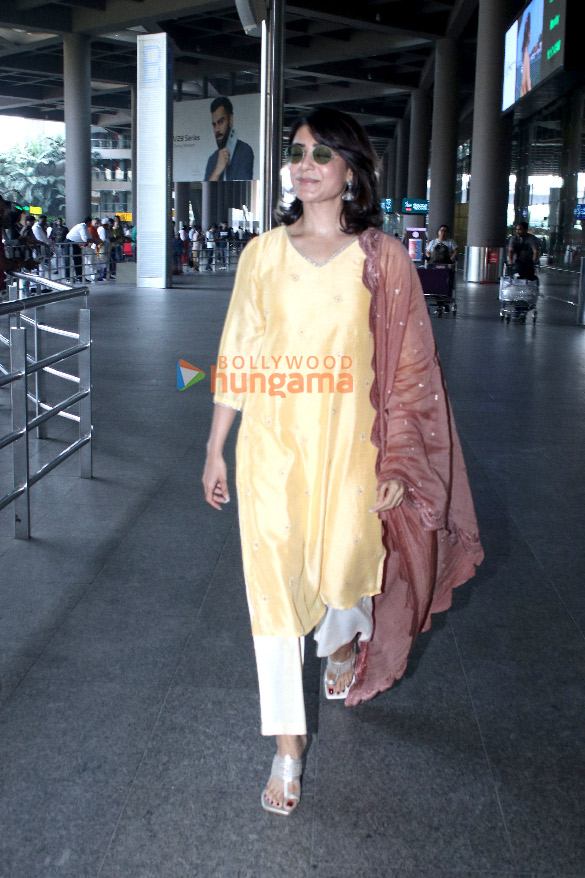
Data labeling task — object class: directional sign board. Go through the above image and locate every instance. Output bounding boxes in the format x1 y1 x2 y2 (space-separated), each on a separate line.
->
402 198 429 214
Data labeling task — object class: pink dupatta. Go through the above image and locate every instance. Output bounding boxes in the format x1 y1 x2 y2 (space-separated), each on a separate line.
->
346 229 484 706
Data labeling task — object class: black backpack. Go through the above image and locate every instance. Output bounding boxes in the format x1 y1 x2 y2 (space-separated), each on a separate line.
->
430 242 451 264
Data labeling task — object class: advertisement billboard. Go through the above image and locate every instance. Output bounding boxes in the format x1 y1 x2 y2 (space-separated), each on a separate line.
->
173 93 260 182
502 0 568 111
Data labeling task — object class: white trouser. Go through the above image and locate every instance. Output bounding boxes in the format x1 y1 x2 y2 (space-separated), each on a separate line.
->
252 598 373 736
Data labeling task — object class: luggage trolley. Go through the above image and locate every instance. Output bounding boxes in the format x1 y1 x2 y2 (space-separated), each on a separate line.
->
417 264 456 317
499 276 539 323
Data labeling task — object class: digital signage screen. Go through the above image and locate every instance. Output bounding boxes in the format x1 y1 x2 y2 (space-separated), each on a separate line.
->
502 0 567 111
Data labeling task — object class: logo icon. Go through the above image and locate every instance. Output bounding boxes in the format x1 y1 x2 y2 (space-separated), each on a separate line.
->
177 359 205 390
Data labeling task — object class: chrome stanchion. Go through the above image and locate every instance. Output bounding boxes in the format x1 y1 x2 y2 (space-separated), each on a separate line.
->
10 327 30 539
577 257 585 327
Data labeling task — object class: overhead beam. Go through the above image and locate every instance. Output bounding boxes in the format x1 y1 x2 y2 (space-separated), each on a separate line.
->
285 80 406 107
0 8 72 33
70 0 227 35
287 3 444 41
286 30 431 69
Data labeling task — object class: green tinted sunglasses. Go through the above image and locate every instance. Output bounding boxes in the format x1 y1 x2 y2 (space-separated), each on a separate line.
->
285 144 335 164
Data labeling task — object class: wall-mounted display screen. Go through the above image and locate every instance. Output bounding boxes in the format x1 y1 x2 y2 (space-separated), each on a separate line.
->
502 0 567 111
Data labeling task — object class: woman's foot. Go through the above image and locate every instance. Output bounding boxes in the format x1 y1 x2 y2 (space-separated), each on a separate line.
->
324 640 356 698
262 734 306 815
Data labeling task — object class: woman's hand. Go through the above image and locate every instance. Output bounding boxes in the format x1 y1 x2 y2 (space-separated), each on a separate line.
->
370 479 404 514
202 452 230 510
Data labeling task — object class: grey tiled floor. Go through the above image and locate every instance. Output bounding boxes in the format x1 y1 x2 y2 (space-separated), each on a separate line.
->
1 266 584 877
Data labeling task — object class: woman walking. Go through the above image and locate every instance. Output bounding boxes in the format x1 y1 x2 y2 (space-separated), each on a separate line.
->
202 108 483 816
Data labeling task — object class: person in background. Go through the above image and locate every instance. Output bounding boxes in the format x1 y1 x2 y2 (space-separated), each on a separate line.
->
426 225 458 264
94 218 110 281
66 216 93 281
30 214 53 277
109 216 124 276
49 216 70 277
130 222 137 259
508 221 539 280
190 224 203 271
217 220 231 269
172 231 184 274
19 215 37 255
205 224 217 270
0 194 38 292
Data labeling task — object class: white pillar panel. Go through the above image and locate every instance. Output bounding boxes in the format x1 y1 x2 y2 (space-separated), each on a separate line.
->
136 33 172 289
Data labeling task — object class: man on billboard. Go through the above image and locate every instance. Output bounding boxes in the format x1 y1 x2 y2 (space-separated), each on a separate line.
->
204 97 255 182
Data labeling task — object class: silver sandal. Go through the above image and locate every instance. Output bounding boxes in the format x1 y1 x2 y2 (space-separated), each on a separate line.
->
323 648 356 700
261 753 303 816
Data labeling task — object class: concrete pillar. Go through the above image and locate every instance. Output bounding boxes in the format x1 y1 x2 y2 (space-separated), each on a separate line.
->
383 137 396 199
201 182 213 231
466 0 510 279
63 33 91 229
408 89 431 199
428 40 458 236
131 84 137 218
558 90 584 255
174 182 190 229
395 120 409 207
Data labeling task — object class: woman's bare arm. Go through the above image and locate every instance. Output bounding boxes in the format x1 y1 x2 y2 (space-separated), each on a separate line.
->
202 404 238 510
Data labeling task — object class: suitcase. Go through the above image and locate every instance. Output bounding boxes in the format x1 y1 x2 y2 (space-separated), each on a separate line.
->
417 265 456 317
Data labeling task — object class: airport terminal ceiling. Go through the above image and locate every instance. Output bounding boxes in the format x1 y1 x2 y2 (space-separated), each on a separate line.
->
1 0 582 167
0 0 500 156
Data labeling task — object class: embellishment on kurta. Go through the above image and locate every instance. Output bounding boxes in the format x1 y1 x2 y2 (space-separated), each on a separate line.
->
334 295 343 303
292 274 299 281
285 229 359 267
253 540 260 550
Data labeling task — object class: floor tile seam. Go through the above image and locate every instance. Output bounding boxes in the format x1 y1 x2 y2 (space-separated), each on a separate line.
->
95 515 239 877
0 465 186 709
0 458 81 539
503 505 585 636
533 560 585 645
0 577 106 711
447 614 515 862
307 724 322 871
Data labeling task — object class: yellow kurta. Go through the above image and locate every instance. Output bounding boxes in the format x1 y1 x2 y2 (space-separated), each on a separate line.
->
214 226 384 637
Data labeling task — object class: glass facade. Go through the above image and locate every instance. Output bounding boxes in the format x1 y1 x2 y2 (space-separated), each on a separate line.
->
456 86 584 264
90 131 132 219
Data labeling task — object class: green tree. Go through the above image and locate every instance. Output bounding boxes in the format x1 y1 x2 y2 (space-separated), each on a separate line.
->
0 136 66 217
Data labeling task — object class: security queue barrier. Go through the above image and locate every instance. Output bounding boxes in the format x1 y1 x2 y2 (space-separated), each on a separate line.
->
4 240 132 285
0 273 92 538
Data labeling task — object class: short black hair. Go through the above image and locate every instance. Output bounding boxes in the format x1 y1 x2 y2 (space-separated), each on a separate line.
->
517 221 529 230
437 225 450 234
210 96 233 116
278 106 382 234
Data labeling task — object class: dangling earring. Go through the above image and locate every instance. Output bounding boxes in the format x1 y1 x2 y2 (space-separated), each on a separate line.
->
341 179 354 202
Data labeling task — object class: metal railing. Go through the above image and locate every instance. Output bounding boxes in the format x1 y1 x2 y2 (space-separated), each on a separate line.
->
0 273 92 538
188 239 247 273
4 240 133 285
